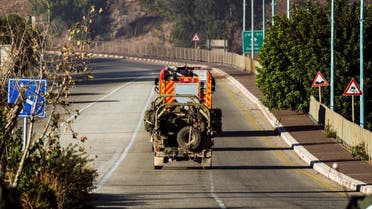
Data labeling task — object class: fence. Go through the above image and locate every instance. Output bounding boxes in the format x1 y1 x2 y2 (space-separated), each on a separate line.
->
309 96 372 162
88 40 258 74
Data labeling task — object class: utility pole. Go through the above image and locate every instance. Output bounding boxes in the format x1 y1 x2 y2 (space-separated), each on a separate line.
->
243 0 246 32
330 0 335 110
360 0 364 128
251 0 255 60
272 0 275 26
263 0 265 38
287 0 290 19
243 0 246 55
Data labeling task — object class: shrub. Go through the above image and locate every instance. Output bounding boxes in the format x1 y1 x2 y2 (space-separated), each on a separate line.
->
19 144 97 209
352 142 369 161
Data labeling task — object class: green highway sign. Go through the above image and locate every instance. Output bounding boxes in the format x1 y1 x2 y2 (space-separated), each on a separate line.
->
242 30 264 54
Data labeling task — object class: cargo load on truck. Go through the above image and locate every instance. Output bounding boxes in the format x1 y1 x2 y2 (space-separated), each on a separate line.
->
144 65 222 169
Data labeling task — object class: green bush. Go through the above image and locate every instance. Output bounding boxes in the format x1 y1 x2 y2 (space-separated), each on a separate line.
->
352 142 369 160
19 143 97 209
258 0 372 130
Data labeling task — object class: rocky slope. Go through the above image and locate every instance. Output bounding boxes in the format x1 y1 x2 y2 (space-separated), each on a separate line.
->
1 0 371 47
0 0 30 16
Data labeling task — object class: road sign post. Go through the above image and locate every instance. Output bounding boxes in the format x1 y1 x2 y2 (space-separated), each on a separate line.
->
192 33 200 49
311 71 329 103
343 78 363 123
192 33 200 61
242 30 264 54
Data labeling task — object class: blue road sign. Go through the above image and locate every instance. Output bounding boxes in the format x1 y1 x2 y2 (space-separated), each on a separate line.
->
8 79 47 118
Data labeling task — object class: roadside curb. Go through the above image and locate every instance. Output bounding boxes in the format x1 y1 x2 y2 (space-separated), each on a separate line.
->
210 67 372 194
81 52 372 194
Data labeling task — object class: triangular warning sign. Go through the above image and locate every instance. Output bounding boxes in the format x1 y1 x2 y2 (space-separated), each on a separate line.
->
343 78 363 96
312 71 329 87
192 33 200 42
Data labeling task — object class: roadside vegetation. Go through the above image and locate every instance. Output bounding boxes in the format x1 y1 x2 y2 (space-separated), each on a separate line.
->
139 0 243 52
0 4 101 208
28 0 109 38
258 0 372 130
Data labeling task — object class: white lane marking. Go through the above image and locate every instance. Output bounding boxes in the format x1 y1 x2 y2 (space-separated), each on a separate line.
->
63 77 142 126
209 171 227 209
93 87 155 192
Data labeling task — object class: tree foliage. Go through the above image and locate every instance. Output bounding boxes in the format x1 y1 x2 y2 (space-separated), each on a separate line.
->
0 15 42 77
141 0 242 51
258 0 372 129
28 0 108 37
0 5 101 207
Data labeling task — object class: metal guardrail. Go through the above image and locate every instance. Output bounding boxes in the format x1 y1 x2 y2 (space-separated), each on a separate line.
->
309 96 372 162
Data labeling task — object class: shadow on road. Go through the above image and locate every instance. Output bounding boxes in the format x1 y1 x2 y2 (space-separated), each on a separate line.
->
70 92 105 96
92 192 239 209
92 193 147 208
220 130 278 137
213 146 291 151
164 165 312 170
277 124 323 132
68 99 120 104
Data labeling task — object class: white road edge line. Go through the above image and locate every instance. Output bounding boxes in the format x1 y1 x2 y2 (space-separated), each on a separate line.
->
93 86 155 192
63 77 142 126
209 171 227 209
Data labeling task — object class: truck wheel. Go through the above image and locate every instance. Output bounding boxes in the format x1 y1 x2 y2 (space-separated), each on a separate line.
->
177 126 201 150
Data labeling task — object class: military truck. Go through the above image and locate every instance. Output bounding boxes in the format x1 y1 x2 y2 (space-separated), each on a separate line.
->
144 65 222 169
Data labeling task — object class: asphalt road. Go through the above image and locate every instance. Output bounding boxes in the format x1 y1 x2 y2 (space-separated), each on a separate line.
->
61 58 353 208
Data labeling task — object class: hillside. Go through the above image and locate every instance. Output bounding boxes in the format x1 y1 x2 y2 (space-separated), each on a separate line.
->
104 0 171 46
0 0 30 16
0 0 169 46
1 0 371 48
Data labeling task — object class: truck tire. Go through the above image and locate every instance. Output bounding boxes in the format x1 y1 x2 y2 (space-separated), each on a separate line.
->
176 126 201 150
210 108 222 134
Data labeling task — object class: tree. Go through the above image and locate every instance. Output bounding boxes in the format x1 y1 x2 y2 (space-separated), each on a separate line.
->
0 5 101 207
257 0 372 129
364 3 372 130
28 0 108 38
258 2 329 111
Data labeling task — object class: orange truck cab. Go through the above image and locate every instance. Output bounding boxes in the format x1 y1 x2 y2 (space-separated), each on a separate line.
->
156 65 215 109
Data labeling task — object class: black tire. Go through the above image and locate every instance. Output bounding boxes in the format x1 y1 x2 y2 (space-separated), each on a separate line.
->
176 126 201 150
210 108 222 134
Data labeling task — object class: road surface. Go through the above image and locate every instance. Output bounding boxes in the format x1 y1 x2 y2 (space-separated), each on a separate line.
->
60 58 353 208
